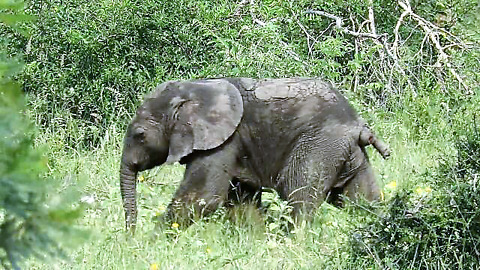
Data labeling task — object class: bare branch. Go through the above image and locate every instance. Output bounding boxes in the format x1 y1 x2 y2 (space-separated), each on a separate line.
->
306 8 415 95
306 0 470 95
293 12 318 57
305 10 384 40
392 9 410 60
397 0 470 92
237 0 470 94
367 0 377 36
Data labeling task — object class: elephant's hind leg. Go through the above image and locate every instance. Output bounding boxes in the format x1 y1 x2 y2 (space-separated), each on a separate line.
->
275 136 346 220
342 146 381 202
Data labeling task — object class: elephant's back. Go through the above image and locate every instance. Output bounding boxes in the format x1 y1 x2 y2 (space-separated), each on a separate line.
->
233 78 359 127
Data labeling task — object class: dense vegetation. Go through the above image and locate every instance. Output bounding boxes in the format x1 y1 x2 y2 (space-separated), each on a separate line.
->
1 0 479 268
0 1 83 269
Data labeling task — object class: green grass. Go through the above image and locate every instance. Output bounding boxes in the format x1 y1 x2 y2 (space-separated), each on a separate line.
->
24 111 460 269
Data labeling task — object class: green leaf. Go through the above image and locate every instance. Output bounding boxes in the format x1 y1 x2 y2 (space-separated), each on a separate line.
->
0 0 24 10
0 13 34 25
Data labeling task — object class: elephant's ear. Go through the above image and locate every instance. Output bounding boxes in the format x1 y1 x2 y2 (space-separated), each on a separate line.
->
165 79 243 163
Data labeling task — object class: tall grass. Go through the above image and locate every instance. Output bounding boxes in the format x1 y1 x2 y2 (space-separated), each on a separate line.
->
25 108 470 269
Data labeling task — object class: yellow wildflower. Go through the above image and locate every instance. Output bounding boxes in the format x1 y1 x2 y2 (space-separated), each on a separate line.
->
206 247 212 254
138 175 145 182
150 263 158 270
424 186 432 193
171 222 179 229
415 187 423 194
385 181 397 189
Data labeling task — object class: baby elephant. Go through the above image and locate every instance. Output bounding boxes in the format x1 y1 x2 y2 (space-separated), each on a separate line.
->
119 78 390 231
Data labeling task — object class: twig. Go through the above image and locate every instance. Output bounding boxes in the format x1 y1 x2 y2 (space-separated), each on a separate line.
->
392 9 411 60
307 0 470 95
398 0 470 92
293 11 318 57
306 9 415 95
231 0 308 65
305 10 385 40
367 0 377 36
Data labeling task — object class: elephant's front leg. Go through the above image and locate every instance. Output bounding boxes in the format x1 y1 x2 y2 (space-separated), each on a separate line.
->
226 167 262 208
165 147 239 226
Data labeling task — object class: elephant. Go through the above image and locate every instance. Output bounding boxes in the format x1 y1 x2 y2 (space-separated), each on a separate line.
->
119 78 390 231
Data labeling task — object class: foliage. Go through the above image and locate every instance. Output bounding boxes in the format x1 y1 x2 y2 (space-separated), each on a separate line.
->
0 1 83 269
451 122 480 178
350 123 480 269
0 0 399 148
17 0 225 148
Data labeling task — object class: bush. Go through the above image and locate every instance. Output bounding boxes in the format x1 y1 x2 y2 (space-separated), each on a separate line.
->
0 2 82 269
15 0 224 148
350 122 480 269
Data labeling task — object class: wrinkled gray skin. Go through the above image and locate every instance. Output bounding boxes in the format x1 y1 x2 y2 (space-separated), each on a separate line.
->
120 78 390 231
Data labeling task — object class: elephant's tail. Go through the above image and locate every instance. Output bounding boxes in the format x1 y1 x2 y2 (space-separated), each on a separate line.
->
359 125 391 159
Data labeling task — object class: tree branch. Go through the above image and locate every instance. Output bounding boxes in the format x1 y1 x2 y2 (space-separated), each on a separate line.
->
306 0 470 94
397 0 470 92
245 0 307 64
305 10 384 40
306 9 415 95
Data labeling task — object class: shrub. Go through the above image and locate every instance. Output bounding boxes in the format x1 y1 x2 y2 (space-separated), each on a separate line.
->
350 122 480 269
15 0 226 147
0 2 82 269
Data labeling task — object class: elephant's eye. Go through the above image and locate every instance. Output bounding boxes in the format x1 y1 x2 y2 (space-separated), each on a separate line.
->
133 128 146 142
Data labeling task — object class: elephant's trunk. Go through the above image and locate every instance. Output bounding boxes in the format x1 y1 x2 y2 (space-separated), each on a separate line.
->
120 164 137 232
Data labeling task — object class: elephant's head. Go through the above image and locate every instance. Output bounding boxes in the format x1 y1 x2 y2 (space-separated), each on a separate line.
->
120 79 244 231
